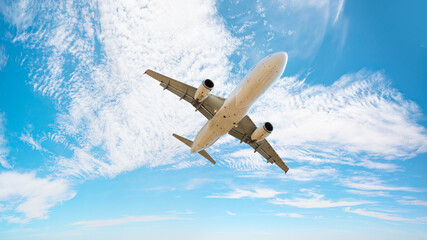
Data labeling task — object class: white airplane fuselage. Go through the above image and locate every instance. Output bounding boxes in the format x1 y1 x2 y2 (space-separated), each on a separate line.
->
190 52 288 154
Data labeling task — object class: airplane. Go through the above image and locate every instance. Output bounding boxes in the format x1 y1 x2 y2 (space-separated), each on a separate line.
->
145 52 289 173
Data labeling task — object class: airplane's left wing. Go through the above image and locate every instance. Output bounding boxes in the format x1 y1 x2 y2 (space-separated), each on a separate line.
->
228 115 289 173
145 69 225 120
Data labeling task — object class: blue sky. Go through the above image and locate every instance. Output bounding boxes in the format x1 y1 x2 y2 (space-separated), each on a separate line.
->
0 0 427 239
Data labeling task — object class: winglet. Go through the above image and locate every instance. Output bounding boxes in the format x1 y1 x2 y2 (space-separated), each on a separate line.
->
172 133 216 165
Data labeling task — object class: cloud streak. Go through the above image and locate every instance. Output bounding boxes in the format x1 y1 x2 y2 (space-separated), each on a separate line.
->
397 199 427 207
225 210 236 216
341 176 422 192
0 45 8 71
0 113 11 169
270 189 371 208
207 188 284 199
275 212 305 218
71 215 185 227
344 207 425 223
19 130 45 152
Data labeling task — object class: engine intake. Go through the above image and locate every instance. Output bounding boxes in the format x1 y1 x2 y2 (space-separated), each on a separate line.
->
251 122 273 142
195 79 214 102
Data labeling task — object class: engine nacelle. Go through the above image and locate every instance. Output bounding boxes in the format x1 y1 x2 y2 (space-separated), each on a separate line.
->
194 79 214 102
251 122 273 142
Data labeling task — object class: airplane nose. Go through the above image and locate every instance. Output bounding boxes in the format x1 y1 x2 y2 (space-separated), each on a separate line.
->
269 52 288 74
273 52 288 66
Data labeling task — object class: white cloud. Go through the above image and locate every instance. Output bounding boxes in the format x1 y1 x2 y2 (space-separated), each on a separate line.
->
344 207 416 222
285 166 337 181
0 171 75 223
357 160 400 172
19 130 45 151
226 210 236 216
167 210 193 215
0 0 38 30
221 149 269 171
275 212 305 218
270 189 371 208
0 113 11 169
238 166 337 182
397 199 427 207
345 190 390 197
341 176 422 192
333 0 345 25
207 188 284 199
0 45 9 70
167 159 207 170
71 215 185 227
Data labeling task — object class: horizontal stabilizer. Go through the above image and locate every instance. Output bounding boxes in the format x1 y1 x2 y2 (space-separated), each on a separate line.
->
173 133 216 165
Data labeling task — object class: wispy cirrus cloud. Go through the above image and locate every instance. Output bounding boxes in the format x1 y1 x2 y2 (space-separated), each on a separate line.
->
270 189 371 208
333 0 345 25
19 130 45 152
397 198 427 207
275 212 305 218
341 176 422 192
0 171 75 223
344 207 427 223
356 160 400 172
0 113 11 169
345 190 391 197
225 210 236 216
0 45 8 71
237 166 337 182
71 215 186 228
207 187 284 199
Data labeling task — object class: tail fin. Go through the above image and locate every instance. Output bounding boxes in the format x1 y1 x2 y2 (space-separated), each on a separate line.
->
172 133 216 165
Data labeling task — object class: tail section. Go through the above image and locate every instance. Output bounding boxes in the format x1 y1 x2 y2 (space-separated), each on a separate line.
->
172 133 216 165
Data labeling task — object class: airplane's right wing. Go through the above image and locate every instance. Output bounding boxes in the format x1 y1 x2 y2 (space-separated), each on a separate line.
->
228 115 289 173
145 69 225 120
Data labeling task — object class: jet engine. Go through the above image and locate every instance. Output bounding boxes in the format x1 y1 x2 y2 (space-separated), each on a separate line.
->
251 122 273 142
194 79 214 102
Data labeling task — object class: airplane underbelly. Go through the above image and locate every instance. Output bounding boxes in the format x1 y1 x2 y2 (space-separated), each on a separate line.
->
210 101 248 136
236 69 273 108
